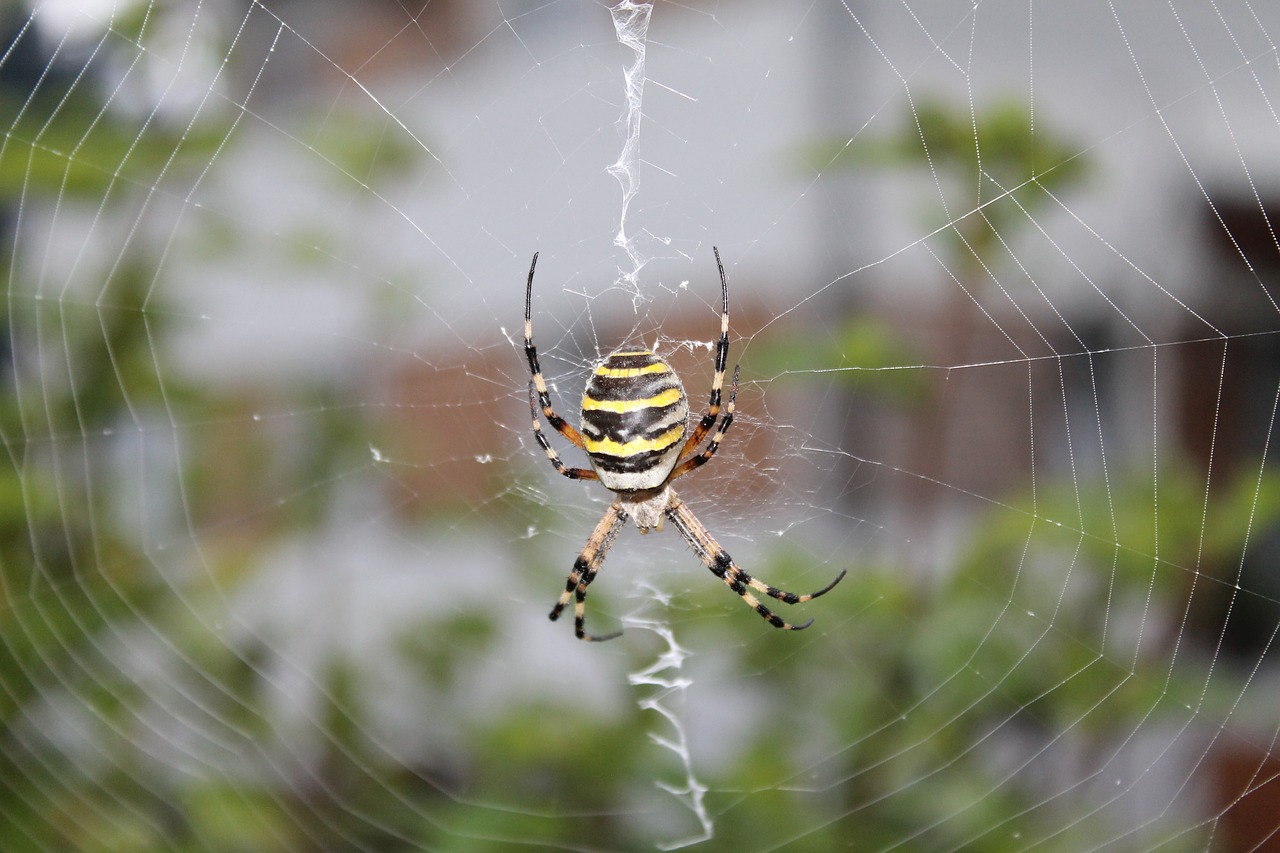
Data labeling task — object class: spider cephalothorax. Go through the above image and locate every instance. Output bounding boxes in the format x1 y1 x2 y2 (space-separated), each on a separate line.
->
524 248 845 641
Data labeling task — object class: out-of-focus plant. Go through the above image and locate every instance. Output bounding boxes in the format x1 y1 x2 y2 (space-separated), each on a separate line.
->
632 461 1268 851
0 12 231 850
808 95 1089 279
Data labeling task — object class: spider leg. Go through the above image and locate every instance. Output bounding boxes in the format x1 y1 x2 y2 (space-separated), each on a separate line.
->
524 251 589 450
549 499 629 641
666 494 845 632
529 383 598 481
676 246 736 459
668 364 737 482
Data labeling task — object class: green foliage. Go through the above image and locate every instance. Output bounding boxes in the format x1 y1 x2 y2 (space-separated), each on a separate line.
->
0 89 222 205
0 19 1247 853
304 108 422 190
606 459 1262 850
809 94 1089 278
752 313 927 402
845 96 1088 190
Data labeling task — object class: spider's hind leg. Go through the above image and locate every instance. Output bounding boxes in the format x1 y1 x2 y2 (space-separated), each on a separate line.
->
665 495 845 632
549 499 629 641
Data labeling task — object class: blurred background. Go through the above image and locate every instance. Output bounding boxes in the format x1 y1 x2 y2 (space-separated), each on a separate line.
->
4 1 1280 850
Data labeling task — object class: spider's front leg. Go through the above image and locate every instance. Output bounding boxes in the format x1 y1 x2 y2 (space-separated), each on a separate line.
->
528 383 598 481
675 246 735 462
524 252 594 461
549 500 629 641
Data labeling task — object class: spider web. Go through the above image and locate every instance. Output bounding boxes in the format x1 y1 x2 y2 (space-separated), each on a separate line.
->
4 1 1280 850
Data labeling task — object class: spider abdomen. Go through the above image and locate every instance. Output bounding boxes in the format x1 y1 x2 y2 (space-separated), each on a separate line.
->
580 350 689 491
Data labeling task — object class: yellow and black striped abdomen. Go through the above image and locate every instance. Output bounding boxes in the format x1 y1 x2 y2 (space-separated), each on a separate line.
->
580 350 689 492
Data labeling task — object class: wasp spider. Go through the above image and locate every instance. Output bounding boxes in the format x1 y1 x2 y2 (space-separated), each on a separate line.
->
524 248 846 641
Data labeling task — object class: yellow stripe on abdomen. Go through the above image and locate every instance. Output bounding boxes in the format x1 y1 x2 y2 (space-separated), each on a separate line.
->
593 360 671 379
582 425 684 458
582 386 683 413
